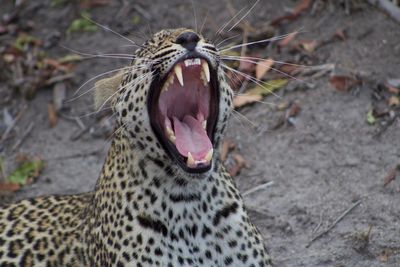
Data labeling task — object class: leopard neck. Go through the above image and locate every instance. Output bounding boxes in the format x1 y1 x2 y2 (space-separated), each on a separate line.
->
82 130 243 255
92 130 229 212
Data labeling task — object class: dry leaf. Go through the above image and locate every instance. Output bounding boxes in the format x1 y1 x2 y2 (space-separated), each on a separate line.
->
53 82 67 111
226 70 245 91
334 29 347 41
386 83 400 94
255 58 274 80
43 58 73 73
228 153 249 177
3 54 15 63
285 102 301 119
383 165 399 186
277 101 289 110
387 79 400 88
238 60 255 75
329 75 360 91
0 182 20 193
278 32 298 47
47 103 58 128
300 40 318 53
378 248 392 262
388 96 400 106
293 0 313 15
246 79 288 97
220 139 236 162
279 64 300 75
233 95 262 108
220 140 230 162
271 0 312 26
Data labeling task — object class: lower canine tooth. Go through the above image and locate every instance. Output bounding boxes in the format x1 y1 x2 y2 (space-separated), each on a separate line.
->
174 65 184 86
202 120 207 129
187 152 195 166
204 149 213 162
202 62 210 83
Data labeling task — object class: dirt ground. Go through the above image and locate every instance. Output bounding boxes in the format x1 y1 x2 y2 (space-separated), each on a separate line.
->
1 0 400 266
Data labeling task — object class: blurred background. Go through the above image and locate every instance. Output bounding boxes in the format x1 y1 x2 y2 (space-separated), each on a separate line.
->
0 0 399 266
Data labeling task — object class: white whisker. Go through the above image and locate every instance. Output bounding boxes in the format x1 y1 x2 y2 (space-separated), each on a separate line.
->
106 119 128 143
232 109 257 127
230 109 246 129
190 0 198 33
81 15 142 48
233 93 278 107
199 9 209 36
75 106 113 119
60 45 135 60
96 71 154 113
67 64 153 103
227 0 259 32
221 55 312 68
222 64 281 98
220 31 303 52
222 57 309 85
70 66 133 98
216 33 242 48
214 5 248 38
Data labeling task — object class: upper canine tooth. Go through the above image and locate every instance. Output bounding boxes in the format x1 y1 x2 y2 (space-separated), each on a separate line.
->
174 65 184 86
204 149 213 162
202 120 207 129
166 126 176 143
166 126 174 137
169 135 176 143
202 62 210 83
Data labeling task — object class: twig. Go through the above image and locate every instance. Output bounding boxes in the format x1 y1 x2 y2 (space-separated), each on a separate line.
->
312 210 324 234
246 205 270 216
373 112 399 139
59 114 87 130
0 105 27 143
242 181 274 196
367 0 400 24
70 127 90 141
11 122 34 151
238 79 249 94
133 4 152 20
74 117 86 130
45 73 74 86
295 63 335 76
306 200 362 248
47 150 102 161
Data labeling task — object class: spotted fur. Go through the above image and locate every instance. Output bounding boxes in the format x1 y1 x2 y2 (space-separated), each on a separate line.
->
0 28 272 267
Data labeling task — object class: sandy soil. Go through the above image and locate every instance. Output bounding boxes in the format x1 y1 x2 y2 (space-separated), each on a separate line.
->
1 0 400 266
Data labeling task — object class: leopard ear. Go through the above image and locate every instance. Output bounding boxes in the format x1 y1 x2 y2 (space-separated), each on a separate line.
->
94 72 124 110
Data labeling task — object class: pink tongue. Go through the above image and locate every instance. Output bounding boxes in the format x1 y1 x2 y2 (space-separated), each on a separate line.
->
173 115 212 161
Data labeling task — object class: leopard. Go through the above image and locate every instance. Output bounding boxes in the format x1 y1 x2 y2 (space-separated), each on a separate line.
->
0 28 273 267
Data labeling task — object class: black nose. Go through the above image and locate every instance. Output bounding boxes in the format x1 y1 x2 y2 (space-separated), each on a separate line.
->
175 31 200 51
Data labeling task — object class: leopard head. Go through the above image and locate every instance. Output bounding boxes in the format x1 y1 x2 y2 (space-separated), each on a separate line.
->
95 28 233 176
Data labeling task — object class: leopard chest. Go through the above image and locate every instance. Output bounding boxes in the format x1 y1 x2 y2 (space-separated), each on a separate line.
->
87 171 265 267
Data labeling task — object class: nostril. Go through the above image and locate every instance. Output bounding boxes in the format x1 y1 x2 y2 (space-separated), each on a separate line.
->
175 32 200 51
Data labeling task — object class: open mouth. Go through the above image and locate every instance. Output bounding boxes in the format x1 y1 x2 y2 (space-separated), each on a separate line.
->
149 57 219 173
